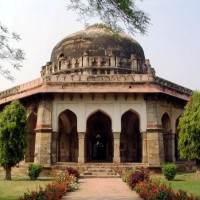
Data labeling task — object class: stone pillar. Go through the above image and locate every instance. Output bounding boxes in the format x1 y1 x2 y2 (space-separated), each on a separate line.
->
113 132 121 163
147 128 164 166
35 125 52 167
78 132 86 163
34 99 52 167
141 131 148 163
51 131 57 164
167 133 176 162
146 98 164 166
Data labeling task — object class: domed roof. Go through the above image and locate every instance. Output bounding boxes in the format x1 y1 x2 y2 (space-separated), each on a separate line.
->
51 25 145 63
41 25 151 77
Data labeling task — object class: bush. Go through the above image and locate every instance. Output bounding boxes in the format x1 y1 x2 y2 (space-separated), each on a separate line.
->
162 163 177 181
67 167 80 179
134 179 198 200
28 164 42 180
127 169 149 189
19 170 72 200
122 169 135 182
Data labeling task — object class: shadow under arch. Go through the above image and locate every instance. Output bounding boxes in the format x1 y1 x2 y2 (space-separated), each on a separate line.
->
121 110 141 162
26 112 37 162
57 109 78 162
162 112 173 162
86 110 113 162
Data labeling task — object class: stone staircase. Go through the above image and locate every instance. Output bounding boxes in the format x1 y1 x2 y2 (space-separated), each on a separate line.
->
80 167 120 178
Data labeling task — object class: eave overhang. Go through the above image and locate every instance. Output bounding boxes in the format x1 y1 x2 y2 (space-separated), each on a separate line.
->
0 74 192 105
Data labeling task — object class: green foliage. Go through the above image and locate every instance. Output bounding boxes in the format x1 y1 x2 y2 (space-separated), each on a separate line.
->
134 179 197 200
122 169 135 182
0 22 25 81
66 0 150 35
0 100 28 169
28 164 43 180
20 170 78 199
162 163 177 181
178 92 200 160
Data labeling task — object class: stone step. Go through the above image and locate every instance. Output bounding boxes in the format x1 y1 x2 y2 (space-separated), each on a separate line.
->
87 168 113 172
80 174 120 178
82 172 117 176
80 167 120 178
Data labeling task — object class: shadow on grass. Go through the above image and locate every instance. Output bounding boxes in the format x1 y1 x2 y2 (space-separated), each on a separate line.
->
0 196 17 200
172 179 185 181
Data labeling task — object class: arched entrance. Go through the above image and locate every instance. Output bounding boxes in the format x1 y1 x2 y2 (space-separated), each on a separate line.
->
86 111 113 162
162 113 172 162
58 110 78 162
26 112 37 162
121 110 141 162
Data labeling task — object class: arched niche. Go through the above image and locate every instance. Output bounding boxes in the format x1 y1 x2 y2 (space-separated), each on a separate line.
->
86 110 113 162
58 109 78 162
121 110 141 162
162 113 171 132
162 113 173 162
26 112 37 162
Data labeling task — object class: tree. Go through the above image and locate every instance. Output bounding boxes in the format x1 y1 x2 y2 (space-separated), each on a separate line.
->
66 0 150 35
0 100 28 180
0 22 25 81
178 91 200 178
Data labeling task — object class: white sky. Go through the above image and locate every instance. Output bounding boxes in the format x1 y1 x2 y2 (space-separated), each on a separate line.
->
0 0 200 91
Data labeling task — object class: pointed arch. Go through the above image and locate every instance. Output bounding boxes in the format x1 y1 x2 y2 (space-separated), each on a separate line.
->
121 110 141 162
162 112 173 162
58 109 78 162
86 110 113 162
86 109 112 124
26 112 37 162
161 113 171 132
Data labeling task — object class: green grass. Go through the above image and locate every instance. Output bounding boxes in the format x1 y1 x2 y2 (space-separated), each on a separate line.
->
0 173 52 200
152 173 200 198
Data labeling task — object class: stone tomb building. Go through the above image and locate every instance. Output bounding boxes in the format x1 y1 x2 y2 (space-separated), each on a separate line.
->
0 25 193 171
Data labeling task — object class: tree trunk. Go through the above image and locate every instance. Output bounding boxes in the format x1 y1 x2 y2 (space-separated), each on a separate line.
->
4 165 12 180
196 159 200 180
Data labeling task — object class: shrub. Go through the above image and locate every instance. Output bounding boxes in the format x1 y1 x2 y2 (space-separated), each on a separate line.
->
68 175 79 192
27 164 42 180
122 169 135 182
162 163 177 181
19 170 71 200
127 169 149 189
67 167 80 179
134 179 198 200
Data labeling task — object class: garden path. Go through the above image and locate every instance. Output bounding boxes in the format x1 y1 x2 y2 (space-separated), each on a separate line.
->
62 178 142 200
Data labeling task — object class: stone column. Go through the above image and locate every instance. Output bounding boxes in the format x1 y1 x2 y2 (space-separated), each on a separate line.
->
147 128 165 166
35 125 52 167
34 99 52 167
51 131 57 164
113 132 121 163
146 98 164 166
167 133 176 162
78 132 86 163
141 131 148 163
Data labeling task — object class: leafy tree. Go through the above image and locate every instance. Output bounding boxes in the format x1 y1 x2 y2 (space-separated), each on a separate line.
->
178 91 200 177
66 0 150 35
0 22 25 81
0 100 28 180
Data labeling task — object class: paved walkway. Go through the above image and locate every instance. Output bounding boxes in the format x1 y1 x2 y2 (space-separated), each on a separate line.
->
62 178 142 200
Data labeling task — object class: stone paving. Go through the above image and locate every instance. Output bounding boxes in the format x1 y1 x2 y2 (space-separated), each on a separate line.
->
62 178 142 200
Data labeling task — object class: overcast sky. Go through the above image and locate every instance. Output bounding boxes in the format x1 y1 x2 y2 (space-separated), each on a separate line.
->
0 0 200 91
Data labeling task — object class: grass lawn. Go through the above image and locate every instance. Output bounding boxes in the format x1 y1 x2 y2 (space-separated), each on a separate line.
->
0 173 52 200
152 173 200 199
